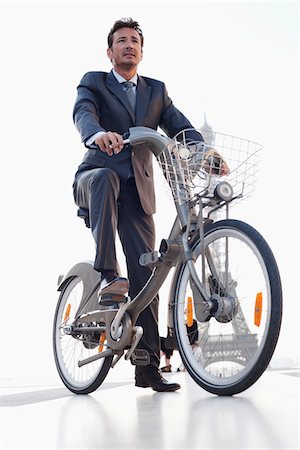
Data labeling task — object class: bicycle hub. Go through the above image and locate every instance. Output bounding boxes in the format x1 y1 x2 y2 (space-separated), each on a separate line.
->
210 293 239 323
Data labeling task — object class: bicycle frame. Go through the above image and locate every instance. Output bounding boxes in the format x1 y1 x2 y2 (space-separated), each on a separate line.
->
57 127 229 366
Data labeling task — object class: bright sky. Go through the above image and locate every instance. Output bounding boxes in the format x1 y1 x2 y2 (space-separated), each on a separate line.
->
1 1 298 381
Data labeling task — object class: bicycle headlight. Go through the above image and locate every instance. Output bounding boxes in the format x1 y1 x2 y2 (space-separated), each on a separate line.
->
178 146 190 160
214 181 234 201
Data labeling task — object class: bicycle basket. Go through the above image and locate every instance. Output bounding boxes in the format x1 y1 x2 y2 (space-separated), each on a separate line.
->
157 129 262 205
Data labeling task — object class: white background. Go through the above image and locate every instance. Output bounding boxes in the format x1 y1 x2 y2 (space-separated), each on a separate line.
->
1 0 298 383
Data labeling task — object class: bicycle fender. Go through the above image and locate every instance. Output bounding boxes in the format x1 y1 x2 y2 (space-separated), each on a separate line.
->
57 261 100 316
57 260 98 291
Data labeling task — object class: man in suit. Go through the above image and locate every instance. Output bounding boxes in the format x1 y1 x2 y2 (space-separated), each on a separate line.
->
73 18 227 392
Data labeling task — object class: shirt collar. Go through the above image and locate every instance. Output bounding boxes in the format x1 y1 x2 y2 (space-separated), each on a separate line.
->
112 69 138 86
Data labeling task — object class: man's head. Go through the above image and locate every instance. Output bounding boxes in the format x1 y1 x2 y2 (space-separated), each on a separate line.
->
107 18 143 75
107 18 144 49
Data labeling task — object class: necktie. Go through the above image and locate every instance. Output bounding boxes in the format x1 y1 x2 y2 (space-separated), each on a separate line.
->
121 81 136 113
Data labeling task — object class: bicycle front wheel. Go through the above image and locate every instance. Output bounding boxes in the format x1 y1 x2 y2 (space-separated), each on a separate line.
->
173 219 282 395
53 276 113 394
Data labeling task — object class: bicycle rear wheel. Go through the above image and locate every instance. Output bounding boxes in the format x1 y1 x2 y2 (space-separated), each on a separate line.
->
173 219 282 395
53 276 113 394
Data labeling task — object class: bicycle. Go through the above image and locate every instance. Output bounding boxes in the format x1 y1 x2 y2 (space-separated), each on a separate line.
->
53 126 282 396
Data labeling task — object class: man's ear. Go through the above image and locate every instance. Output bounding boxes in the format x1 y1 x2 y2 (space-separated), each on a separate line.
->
107 48 112 61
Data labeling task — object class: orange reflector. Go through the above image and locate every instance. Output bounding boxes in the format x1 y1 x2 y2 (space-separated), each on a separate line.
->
186 296 194 327
98 332 106 353
63 303 71 321
254 292 263 326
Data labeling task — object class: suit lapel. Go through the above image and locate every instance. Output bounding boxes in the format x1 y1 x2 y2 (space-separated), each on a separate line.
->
135 76 151 125
106 71 135 123
106 71 151 125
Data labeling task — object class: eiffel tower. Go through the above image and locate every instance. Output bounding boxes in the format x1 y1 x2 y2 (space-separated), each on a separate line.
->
197 311 259 368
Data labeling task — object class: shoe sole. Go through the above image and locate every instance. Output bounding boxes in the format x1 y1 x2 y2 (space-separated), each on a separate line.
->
135 381 151 387
153 384 181 392
135 382 151 388
135 381 181 392
99 279 129 296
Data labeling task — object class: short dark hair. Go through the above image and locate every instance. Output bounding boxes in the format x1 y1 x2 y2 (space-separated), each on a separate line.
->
107 18 144 48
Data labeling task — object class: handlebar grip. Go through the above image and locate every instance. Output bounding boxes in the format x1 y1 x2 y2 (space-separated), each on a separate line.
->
122 131 131 145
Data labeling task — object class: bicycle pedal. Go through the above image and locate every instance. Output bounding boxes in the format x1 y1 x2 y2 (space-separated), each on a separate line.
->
130 349 150 366
139 251 160 268
99 293 127 306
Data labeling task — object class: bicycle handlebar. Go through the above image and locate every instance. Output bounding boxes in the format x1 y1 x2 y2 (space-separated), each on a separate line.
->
125 127 172 157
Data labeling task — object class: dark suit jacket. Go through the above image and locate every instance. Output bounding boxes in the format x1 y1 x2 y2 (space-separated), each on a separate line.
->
73 70 203 215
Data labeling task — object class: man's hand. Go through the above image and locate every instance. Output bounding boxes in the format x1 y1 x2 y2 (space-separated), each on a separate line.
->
202 148 230 176
95 131 124 156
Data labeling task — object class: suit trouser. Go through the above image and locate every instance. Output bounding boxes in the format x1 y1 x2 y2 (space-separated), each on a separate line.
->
73 167 160 369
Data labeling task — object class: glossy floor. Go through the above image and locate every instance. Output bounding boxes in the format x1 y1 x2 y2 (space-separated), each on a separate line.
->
1 363 299 450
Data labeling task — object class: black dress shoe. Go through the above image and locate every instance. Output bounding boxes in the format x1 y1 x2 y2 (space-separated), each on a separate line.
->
98 274 129 297
135 366 181 392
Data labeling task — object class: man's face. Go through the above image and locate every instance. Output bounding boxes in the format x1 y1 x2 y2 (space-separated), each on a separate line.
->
107 27 143 71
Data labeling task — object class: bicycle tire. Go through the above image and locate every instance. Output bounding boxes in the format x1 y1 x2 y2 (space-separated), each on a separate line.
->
173 219 282 395
53 276 113 394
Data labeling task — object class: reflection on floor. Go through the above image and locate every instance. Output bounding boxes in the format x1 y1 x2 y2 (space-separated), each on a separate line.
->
1 365 299 450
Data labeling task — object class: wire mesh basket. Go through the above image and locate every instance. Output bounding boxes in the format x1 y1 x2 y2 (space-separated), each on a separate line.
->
157 129 262 206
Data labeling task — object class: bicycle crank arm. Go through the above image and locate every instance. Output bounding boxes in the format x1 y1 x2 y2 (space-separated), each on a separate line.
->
124 326 143 361
78 348 113 367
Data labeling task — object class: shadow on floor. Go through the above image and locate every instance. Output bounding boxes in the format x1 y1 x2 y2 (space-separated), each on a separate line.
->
1 381 132 407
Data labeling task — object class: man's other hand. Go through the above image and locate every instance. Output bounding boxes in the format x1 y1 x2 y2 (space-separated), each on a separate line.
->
202 149 230 176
